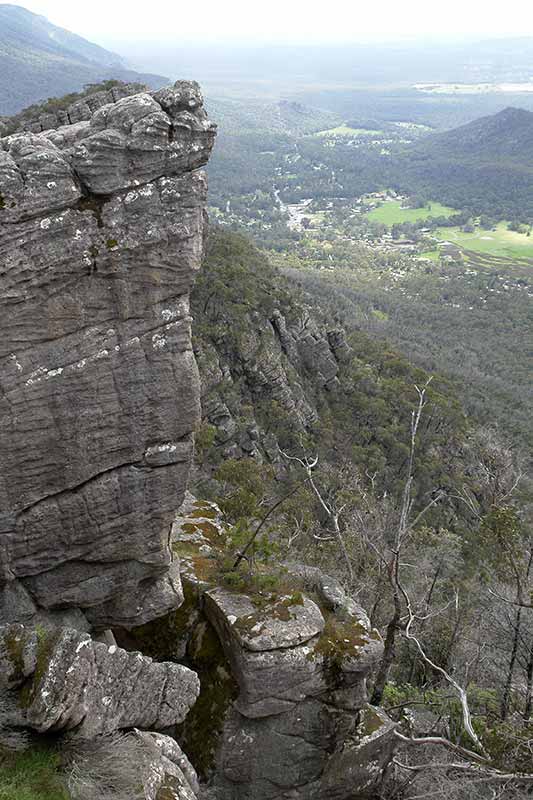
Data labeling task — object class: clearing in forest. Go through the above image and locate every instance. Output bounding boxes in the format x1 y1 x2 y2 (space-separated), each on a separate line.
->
314 124 384 137
434 222 533 259
366 200 457 225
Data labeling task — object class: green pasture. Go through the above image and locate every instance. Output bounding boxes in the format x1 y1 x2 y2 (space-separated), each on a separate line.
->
366 200 457 225
435 222 533 259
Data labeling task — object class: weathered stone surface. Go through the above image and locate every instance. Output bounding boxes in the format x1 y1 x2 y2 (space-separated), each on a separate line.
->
140 730 200 800
3 84 143 135
0 81 216 626
0 623 200 736
205 587 324 652
170 511 395 799
320 705 398 799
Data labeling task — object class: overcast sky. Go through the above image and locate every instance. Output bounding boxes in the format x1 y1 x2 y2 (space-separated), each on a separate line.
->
8 0 533 43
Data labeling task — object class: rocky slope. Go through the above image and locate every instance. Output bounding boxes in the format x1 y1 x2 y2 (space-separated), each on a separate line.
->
124 496 397 800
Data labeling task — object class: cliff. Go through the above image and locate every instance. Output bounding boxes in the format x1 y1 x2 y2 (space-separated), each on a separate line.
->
0 83 399 800
0 80 216 629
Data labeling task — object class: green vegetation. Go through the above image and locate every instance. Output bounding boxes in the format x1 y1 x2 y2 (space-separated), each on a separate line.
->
435 221 533 258
392 106 533 220
367 199 457 225
0 746 68 800
194 230 467 496
288 259 533 450
311 615 379 667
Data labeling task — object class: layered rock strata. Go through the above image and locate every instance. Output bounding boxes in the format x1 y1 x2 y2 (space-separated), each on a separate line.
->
0 81 216 628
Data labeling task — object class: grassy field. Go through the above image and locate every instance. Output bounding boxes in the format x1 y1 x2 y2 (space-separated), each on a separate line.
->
315 124 383 137
418 250 440 262
0 747 68 800
435 222 533 259
366 200 457 225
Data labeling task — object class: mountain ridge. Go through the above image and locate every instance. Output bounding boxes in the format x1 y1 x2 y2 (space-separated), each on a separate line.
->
394 104 533 216
0 4 168 114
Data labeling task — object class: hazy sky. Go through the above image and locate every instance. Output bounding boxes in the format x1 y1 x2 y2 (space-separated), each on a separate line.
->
8 0 533 42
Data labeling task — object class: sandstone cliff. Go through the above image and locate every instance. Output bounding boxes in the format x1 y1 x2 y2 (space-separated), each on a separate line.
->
0 80 216 629
0 83 398 800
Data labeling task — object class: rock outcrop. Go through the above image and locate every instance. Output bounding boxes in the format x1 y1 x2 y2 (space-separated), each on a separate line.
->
191 236 353 467
2 83 144 135
126 498 397 800
0 80 216 628
140 731 200 800
0 623 199 737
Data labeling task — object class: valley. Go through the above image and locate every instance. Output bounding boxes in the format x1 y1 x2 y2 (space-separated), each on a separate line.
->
2 10 533 800
207 97 533 453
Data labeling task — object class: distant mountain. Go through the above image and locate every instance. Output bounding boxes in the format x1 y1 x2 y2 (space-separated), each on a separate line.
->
414 107 533 161
0 4 168 115
396 107 533 218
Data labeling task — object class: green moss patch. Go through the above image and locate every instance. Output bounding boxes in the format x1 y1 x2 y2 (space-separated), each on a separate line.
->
358 705 386 738
19 629 59 710
233 593 305 637
179 520 224 544
310 615 375 667
189 507 217 520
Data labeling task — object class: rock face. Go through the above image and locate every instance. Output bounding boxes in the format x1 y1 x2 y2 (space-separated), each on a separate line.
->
148 500 397 800
2 83 144 135
0 81 216 628
140 731 200 800
0 623 200 737
191 243 353 465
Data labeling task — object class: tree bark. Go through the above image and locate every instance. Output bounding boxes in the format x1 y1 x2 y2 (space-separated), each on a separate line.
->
371 579 401 705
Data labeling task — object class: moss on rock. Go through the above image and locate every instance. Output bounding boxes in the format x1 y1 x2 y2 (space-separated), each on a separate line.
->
358 705 386 738
176 619 238 779
19 628 59 709
310 614 377 667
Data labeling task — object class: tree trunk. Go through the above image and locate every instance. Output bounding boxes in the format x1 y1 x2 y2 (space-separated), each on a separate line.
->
524 640 533 721
501 605 522 720
371 586 401 705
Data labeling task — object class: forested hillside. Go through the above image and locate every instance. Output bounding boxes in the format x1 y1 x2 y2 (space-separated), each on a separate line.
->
0 4 167 114
189 230 533 799
394 107 533 218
